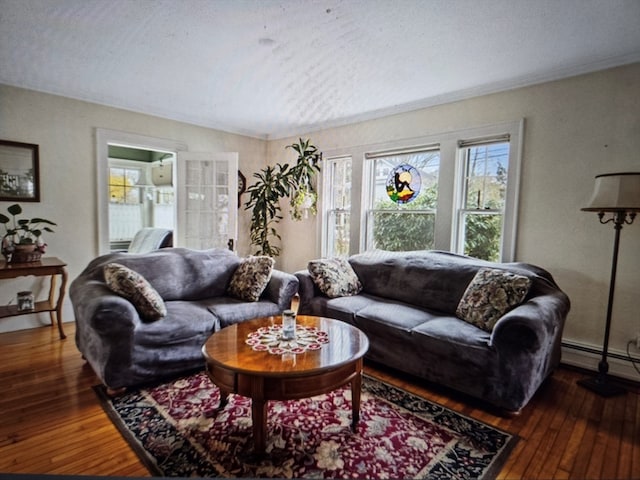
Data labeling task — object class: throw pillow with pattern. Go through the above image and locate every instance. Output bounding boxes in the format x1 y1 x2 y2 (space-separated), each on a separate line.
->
456 267 531 332
103 262 167 321
227 255 275 302
308 257 363 298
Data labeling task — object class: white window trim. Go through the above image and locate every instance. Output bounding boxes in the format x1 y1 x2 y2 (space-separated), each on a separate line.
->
320 119 524 261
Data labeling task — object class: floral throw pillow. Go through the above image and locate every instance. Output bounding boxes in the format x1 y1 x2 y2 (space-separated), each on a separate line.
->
308 257 363 298
456 267 531 332
103 263 167 321
227 256 275 302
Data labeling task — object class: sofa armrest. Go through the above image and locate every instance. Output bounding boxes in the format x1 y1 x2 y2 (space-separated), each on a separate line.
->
72 281 142 334
488 294 569 412
262 269 299 311
490 292 570 390
490 293 569 353
71 279 144 388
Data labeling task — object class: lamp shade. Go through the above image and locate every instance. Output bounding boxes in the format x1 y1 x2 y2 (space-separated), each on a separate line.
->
582 172 640 212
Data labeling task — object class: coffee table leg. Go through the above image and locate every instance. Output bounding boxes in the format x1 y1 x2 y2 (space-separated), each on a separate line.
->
205 388 230 418
252 399 267 454
218 389 230 410
351 363 363 432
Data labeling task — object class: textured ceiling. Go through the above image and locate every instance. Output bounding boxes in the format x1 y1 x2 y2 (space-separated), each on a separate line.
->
1 0 639 139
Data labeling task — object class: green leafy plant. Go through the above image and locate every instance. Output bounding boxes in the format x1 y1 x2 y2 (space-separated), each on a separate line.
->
244 138 322 256
244 164 291 257
0 203 56 245
287 139 321 221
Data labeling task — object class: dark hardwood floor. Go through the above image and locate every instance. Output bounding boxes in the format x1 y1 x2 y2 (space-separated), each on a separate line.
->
1 322 638 478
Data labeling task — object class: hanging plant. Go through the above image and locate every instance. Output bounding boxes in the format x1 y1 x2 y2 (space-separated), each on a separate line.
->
286 138 322 221
244 139 322 256
290 185 317 221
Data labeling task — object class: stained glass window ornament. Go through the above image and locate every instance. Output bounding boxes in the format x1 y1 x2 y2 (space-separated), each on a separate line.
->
386 164 421 204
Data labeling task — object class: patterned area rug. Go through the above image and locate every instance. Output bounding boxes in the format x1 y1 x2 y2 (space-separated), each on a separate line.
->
95 372 517 478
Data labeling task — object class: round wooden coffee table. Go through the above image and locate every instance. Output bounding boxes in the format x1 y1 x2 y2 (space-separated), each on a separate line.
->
202 315 369 454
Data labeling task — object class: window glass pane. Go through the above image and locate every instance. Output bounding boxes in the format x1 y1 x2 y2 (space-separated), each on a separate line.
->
124 168 141 187
463 143 509 210
332 161 351 210
370 211 436 251
324 157 352 257
462 213 503 262
109 185 125 203
327 210 350 257
367 150 439 251
125 186 141 204
458 141 509 261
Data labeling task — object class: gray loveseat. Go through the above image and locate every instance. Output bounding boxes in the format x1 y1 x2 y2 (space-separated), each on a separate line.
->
295 250 570 413
72 247 298 392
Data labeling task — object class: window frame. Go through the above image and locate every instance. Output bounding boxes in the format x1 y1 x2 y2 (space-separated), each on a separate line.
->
454 139 511 262
320 155 353 257
362 145 441 252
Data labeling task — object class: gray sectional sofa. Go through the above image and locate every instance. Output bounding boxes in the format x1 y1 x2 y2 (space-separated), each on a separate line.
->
71 248 298 392
295 250 570 413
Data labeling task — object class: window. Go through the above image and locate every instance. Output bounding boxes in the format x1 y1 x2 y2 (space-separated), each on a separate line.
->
364 147 440 251
109 166 142 205
108 165 144 243
323 156 352 257
455 140 510 261
320 120 523 262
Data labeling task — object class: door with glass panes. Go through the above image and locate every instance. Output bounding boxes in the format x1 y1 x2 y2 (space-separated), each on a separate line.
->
177 152 238 250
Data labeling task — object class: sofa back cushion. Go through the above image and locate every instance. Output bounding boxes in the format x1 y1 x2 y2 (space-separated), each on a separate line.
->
84 247 241 301
348 250 521 315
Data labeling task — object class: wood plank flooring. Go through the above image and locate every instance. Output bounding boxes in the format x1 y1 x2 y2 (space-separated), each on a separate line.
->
1 322 638 478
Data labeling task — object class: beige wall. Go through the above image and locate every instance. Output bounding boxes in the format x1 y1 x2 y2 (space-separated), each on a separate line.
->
0 84 264 332
270 63 640 377
1 64 638 379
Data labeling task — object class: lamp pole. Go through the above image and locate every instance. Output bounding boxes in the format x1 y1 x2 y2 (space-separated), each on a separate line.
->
577 211 635 396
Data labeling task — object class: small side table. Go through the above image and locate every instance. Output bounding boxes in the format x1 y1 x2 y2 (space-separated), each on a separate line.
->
0 257 68 339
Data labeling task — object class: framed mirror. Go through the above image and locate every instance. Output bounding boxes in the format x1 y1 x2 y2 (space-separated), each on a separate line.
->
0 140 40 202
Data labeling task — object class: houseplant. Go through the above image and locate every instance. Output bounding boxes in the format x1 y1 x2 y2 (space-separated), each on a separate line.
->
0 203 56 262
244 163 291 257
286 138 322 221
244 138 322 256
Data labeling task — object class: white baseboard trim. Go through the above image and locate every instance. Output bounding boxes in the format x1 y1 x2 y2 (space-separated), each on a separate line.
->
561 340 640 382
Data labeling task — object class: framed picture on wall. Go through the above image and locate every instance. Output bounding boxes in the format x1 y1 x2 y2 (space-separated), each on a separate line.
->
0 140 40 202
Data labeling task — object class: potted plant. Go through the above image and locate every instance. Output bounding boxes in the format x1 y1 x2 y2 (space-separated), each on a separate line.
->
244 139 322 256
287 138 322 221
244 164 291 257
0 203 56 262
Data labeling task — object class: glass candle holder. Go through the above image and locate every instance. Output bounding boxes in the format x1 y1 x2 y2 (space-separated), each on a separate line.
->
281 309 296 340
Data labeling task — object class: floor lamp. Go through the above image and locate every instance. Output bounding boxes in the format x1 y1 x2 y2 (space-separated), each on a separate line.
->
578 172 640 396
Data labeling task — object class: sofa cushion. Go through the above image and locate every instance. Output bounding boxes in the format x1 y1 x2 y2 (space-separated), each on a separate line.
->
456 267 531 332
92 248 241 301
308 257 363 298
227 255 275 302
103 262 167 320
